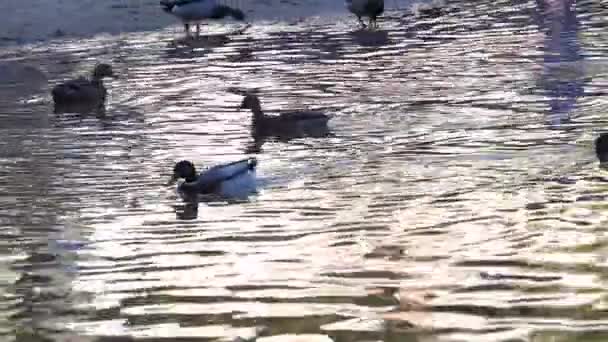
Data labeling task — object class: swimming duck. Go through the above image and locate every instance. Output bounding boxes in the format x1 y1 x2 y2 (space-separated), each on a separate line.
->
345 0 384 29
595 134 608 164
51 63 114 109
168 158 257 198
239 94 332 139
160 0 245 37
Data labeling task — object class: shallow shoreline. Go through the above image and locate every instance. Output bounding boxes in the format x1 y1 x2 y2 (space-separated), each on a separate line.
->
0 0 422 47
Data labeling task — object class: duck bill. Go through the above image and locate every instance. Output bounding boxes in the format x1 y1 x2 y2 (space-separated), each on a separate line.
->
166 174 178 186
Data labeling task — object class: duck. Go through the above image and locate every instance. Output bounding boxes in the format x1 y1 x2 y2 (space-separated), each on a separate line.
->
238 94 332 139
51 63 115 109
160 0 246 38
595 134 608 164
345 0 384 29
168 158 258 198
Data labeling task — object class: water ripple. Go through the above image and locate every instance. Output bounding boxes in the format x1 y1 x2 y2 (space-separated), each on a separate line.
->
1 0 608 341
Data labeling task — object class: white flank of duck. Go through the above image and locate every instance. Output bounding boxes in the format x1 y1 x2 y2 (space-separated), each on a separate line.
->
160 0 245 37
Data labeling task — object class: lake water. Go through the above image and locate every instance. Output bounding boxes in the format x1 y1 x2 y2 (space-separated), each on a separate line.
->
1 0 608 341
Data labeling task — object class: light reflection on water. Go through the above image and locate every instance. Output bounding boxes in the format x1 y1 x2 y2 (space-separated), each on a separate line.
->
1 0 608 341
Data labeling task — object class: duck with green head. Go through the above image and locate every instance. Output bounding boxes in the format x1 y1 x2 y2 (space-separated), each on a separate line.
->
168 158 258 199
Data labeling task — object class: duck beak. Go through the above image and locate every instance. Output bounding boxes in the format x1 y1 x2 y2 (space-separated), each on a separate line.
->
166 174 178 186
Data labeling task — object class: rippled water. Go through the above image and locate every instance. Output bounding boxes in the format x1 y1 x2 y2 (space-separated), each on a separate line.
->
2 0 608 341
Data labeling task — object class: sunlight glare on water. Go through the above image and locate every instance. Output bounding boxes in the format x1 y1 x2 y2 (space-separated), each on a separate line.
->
1 0 608 341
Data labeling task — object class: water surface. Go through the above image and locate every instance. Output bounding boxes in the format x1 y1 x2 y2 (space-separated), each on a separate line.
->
2 0 608 341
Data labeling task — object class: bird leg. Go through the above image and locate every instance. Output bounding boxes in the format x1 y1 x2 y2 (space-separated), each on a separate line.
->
184 23 191 37
196 24 200 38
357 16 367 29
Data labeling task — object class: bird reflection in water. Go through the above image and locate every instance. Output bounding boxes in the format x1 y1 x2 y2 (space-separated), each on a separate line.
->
535 0 583 126
350 29 390 46
173 199 199 220
53 102 106 118
166 23 250 50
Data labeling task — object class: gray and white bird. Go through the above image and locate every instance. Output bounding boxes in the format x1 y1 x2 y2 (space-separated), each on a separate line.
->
160 0 245 37
168 158 258 199
345 0 384 29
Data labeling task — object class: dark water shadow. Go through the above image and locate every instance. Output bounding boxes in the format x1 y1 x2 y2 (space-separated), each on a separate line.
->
51 103 145 131
53 102 106 117
350 29 391 47
246 124 334 153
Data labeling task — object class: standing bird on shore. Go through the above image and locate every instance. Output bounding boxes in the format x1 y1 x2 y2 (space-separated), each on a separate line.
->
160 0 245 38
345 0 384 29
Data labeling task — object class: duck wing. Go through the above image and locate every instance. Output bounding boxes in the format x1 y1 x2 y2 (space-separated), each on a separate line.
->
195 158 257 190
279 111 329 122
53 77 98 102
162 0 207 7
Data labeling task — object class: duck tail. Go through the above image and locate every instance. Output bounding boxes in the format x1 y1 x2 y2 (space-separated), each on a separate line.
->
211 5 246 21
160 0 175 12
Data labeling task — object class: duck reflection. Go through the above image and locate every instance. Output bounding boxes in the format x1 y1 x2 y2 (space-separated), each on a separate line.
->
173 200 199 220
165 23 251 58
169 33 231 49
535 0 583 126
53 102 106 117
350 29 390 47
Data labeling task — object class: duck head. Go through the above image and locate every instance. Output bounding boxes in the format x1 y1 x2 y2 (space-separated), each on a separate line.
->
239 94 264 119
595 134 608 165
168 160 198 185
92 63 115 79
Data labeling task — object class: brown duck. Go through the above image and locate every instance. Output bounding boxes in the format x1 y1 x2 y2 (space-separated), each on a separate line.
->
51 63 115 110
239 94 332 139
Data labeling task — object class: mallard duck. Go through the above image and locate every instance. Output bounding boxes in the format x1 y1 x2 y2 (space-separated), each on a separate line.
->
168 158 257 198
238 94 332 139
345 0 384 29
596 134 608 164
160 0 245 37
51 63 114 108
